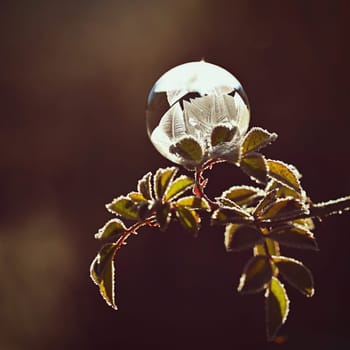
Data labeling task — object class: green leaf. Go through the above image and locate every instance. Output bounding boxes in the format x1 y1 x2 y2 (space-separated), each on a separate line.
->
241 127 277 155
266 180 302 199
267 160 301 193
98 252 116 309
268 224 318 250
240 152 268 184
211 125 237 146
154 201 171 231
90 243 116 284
265 277 290 341
164 175 194 201
176 206 200 236
176 196 210 211
171 137 203 162
254 238 280 257
90 243 117 309
94 219 127 240
225 223 262 252
137 172 153 200
259 198 308 221
293 217 315 230
106 196 139 220
154 167 178 200
128 192 147 202
221 185 264 206
217 197 252 212
273 256 314 297
212 205 253 225
253 243 266 256
253 189 278 217
238 255 273 294
216 197 241 208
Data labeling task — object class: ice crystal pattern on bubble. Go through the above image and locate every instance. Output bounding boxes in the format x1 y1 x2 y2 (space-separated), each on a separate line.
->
146 61 250 169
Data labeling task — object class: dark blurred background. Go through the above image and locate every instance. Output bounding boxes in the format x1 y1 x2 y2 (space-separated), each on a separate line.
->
1 0 350 349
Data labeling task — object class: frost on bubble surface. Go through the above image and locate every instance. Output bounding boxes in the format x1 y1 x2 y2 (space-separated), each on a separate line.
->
146 61 250 169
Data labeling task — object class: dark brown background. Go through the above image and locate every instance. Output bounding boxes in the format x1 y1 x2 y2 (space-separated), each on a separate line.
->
1 0 350 349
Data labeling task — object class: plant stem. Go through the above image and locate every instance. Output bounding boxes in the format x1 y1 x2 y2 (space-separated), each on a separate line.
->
310 195 350 219
194 160 222 210
112 217 156 257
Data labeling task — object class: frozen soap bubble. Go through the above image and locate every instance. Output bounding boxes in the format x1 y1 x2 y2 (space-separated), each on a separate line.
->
146 61 250 170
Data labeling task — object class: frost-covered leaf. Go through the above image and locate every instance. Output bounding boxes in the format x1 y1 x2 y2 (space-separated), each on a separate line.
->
267 160 301 193
170 137 203 162
137 172 153 200
259 198 308 221
164 175 194 201
268 224 318 250
238 255 273 294
221 185 264 206
154 167 178 200
273 256 314 297
98 252 116 309
176 206 200 236
212 205 253 225
253 189 278 217
216 197 252 213
254 243 267 256
106 196 139 220
266 180 302 199
94 219 127 240
176 196 210 211
254 238 280 257
225 223 262 252
293 217 315 230
265 277 290 341
90 243 117 309
128 192 147 203
241 127 277 155
216 197 242 208
240 152 268 184
211 125 237 146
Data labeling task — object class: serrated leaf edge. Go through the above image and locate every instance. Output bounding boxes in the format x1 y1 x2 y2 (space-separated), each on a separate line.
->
242 127 278 155
222 185 265 203
94 218 127 240
273 256 315 297
267 159 302 193
240 152 268 184
89 244 118 310
164 175 194 201
176 195 211 211
106 195 139 220
268 223 319 251
238 255 273 294
259 197 309 221
137 172 153 200
224 223 262 252
153 166 178 200
265 277 290 341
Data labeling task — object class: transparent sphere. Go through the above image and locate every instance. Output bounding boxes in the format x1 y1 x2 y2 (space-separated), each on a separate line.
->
146 61 250 169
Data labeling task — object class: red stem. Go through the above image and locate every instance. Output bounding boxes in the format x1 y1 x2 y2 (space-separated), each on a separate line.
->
112 217 156 258
193 159 224 210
